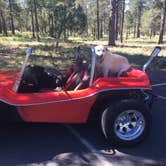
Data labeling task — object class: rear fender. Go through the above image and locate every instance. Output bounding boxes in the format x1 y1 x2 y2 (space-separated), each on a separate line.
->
88 89 153 121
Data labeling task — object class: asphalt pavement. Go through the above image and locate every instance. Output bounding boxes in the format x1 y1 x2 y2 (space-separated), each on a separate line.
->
0 69 166 166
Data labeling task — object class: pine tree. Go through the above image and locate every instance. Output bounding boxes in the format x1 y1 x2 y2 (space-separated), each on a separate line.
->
108 0 116 46
8 0 15 35
0 0 8 36
158 0 166 44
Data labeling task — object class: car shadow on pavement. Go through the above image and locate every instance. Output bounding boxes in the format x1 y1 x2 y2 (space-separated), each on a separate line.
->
73 113 166 166
0 123 89 166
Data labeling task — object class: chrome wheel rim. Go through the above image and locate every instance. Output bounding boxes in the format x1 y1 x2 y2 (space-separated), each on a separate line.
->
114 110 145 141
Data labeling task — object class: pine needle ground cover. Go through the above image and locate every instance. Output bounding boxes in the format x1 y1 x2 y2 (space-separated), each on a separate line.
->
0 34 165 71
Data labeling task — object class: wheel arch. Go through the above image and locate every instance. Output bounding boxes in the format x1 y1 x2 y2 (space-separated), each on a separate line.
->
87 89 153 122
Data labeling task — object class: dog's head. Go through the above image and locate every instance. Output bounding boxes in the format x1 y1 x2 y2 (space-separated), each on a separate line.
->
94 45 107 57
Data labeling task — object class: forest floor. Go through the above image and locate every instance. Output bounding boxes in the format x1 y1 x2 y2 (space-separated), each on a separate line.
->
0 33 166 71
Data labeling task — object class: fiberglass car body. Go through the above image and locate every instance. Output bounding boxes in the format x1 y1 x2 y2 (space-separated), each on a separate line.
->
0 46 161 146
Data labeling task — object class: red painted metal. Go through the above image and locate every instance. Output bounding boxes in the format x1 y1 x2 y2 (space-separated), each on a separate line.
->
0 68 151 123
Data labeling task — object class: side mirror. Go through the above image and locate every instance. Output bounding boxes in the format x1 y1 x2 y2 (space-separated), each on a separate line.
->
143 46 161 72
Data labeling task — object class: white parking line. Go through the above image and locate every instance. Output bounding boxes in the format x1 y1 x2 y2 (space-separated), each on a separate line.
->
152 83 166 87
157 95 166 100
66 125 114 166
151 83 166 101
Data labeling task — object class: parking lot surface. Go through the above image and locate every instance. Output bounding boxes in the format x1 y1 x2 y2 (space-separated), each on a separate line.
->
0 69 166 166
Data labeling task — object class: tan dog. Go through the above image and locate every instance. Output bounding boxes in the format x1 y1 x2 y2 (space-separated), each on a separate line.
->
94 45 130 77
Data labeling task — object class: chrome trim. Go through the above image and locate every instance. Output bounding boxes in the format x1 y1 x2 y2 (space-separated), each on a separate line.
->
114 110 145 141
0 87 151 107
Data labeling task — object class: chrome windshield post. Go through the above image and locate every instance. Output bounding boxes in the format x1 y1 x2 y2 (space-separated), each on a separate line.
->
89 48 96 86
13 47 32 92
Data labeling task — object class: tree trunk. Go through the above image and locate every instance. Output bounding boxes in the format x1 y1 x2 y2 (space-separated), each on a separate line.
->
125 29 129 40
100 20 103 38
63 6 67 41
0 10 8 36
9 0 15 35
158 0 166 44
63 28 67 41
133 20 136 38
33 0 40 41
115 0 119 40
55 26 63 49
103 17 107 35
49 13 54 37
93 27 96 40
30 0 35 38
48 11 54 37
150 28 152 39
0 18 2 34
85 6 89 37
136 1 141 38
120 0 125 43
108 0 116 46
96 0 100 40
153 30 156 37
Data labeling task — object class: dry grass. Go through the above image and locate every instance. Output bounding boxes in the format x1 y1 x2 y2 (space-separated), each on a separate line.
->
0 33 166 71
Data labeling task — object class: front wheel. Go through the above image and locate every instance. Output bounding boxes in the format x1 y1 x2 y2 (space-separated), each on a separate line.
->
101 99 152 146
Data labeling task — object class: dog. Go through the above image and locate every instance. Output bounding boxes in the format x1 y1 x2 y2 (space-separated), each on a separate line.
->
94 45 130 77
18 65 63 93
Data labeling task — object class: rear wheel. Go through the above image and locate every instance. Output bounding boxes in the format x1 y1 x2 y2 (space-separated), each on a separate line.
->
101 99 152 146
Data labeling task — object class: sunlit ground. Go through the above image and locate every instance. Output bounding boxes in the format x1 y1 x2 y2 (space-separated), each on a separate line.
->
0 32 166 70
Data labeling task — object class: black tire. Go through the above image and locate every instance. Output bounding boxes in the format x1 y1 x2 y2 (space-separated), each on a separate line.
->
101 99 152 146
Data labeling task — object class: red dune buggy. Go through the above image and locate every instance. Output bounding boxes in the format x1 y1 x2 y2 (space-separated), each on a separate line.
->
0 46 161 146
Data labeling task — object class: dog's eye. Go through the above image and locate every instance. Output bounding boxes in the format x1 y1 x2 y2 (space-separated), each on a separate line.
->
97 50 100 52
